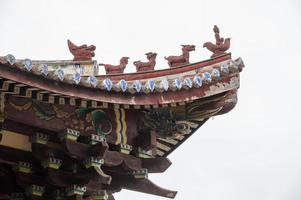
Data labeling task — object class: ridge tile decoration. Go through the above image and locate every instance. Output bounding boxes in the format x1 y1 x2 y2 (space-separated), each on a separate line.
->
73 72 82 84
40 64 49 76
165 44 195 67
6 54 16 65
132 80 142 93
203 25 231 58
23 58 33 71
100 57 129 75
87 75 98 88
193 75 203 87
134 52 157 72
67 39 96 61
0 25 244 200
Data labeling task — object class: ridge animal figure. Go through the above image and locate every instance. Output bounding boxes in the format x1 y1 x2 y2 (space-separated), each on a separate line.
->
99 57 129 74
133 52 157 72
203 25 231 58
164 45 195 68
67 39 96 61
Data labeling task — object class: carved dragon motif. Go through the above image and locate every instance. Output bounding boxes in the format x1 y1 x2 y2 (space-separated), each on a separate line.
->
139 108 190 138
67 39 96 61
8 98 112 136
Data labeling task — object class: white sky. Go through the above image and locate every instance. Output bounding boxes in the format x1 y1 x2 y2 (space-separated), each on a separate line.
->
0 0 301 200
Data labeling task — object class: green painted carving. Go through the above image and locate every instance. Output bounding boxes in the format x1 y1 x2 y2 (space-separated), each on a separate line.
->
10 193 26 200
13 162 32 174
25 185 45 197
83 157 104 168
91 191 109 200
29 132 49 145
59 129 80 141
137 147 153 158
66 185 86 196
75 108 112 136
133 168 148 179
89 134 106 145
42 157 63 169
8 99 112 136
140 108 189 138
118 143 133 154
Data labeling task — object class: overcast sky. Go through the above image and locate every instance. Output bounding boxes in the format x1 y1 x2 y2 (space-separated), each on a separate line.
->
0 0 301 200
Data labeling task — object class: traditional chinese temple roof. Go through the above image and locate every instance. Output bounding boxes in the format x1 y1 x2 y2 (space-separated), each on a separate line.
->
0 26 244 200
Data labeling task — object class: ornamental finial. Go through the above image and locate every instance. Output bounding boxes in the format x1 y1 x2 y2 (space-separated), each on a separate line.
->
67 39 96 61
203 25 231 58
164 45 195 68
133 52 157 72
99 57 129 74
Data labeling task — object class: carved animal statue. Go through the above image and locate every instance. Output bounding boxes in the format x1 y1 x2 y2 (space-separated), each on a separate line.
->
67 39 96 61
133 52 157 72
99 57 129 74
203 25 231 58
164 45 195 68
